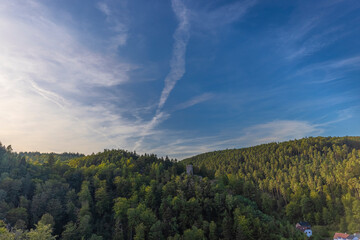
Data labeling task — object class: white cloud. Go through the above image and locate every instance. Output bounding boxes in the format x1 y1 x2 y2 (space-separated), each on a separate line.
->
175 93 213 110
295 55 360 80
0 2 132 91
0 0 147 154
144 120 324 160
98 2 111 16
97 1 129 51
191 0 257 30
1 0 349 160
239 120 323 145
133 0 258 154
158 0 190 110
134 0 255 153
327 56 360 69
133 0 191 151
278 1 357 60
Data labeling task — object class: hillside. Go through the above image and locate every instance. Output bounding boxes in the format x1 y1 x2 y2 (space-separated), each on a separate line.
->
0 143 302 239
183 136 360 235
18 152 84 164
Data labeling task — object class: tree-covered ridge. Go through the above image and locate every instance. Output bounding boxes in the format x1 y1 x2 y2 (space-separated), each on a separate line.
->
184 136 360 233
18 152 84 164
0 143 302 239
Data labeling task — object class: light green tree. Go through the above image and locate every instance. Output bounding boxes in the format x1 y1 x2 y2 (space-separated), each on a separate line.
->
134 223 146 240
26 222 56 240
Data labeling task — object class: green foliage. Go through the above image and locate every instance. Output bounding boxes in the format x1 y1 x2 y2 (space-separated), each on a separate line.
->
234 208 253 240
148 220 164 240
39 213 55 228
207 221 215 240
134 223 146 240
114 197 130 221
27 222 57 240
61 221 78 240
18 152 84 164
0 231 15 240
184 136 360 232
89 234 104 240
3 137 358 239
6 207 28 226
183 226 205 240
77 214 92 238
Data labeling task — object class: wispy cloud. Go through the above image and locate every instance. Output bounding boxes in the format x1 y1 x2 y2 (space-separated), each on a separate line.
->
278 1 359 60
134 0 258 152
0 0 148 154
285 26 344 60
2 0 355 159
1 2 133 91
317 107 355 126
134 0 258 150
239 120 323 144
98 2 111 16
158 0 190 110
147 107 354 159
97 0 129 51
134 0 190 151
143 120 324 159
175 93 213 110
327 56 360 69
295 55 360 81
191 0 257 30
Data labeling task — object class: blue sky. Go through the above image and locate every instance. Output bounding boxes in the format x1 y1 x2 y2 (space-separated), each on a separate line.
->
1 0 360 159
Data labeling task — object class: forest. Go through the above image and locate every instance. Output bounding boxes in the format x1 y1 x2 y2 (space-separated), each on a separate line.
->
1 136 360 239
184 136 360 237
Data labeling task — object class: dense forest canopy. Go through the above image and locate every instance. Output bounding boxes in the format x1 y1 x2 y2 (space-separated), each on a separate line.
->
18 152 84 164
184 136 360 235
0 142 303 239
1 136 360 239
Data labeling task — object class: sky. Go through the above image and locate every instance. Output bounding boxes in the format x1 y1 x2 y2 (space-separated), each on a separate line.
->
1 0 360 159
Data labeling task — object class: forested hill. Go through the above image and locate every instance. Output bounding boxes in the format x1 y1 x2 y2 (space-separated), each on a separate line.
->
0 143 303 239
18 152 84 164
183 136 360 234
